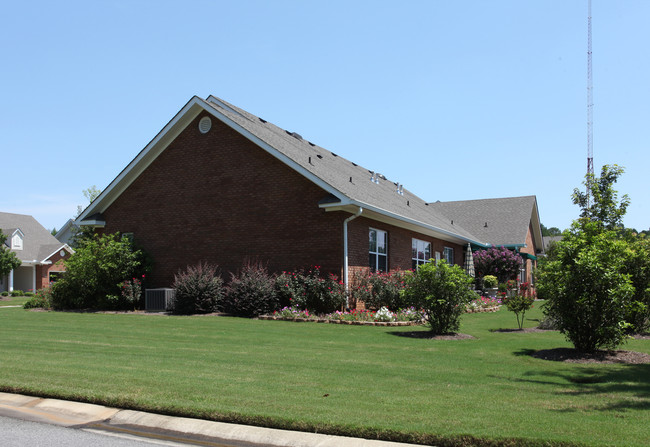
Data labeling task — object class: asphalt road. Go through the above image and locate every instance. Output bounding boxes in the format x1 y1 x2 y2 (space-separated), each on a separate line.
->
0 415 213 447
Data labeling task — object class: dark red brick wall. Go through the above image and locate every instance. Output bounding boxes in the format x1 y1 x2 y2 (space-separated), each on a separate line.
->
36 250 68 289
347 216 466 272
102 113 346 287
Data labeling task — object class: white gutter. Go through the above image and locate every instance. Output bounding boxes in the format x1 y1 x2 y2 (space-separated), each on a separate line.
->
343 207 363 308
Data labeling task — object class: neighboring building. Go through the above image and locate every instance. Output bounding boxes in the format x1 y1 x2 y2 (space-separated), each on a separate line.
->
54 218 79 246
76 95 543 291
431 196 544 284
1 212 73 292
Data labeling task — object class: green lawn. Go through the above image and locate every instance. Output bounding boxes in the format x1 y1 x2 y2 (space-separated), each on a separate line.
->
0 304 648 447
0 295 30 307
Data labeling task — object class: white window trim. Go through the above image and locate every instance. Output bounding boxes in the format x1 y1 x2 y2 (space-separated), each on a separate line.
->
443 246 454 265
412 238 432 269
369 228 388 272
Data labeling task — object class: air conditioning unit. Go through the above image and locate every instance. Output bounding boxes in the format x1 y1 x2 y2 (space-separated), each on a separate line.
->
145 288 175 311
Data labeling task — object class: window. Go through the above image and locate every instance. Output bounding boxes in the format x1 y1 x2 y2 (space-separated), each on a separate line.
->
412 238 431 269
443 247 454 265
11 233 23 250
369 228 387 272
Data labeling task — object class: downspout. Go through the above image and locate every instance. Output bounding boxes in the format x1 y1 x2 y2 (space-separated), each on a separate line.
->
343 207 363 308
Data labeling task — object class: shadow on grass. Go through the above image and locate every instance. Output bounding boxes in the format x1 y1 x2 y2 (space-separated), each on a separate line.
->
388 330 476 340
510 349 650 412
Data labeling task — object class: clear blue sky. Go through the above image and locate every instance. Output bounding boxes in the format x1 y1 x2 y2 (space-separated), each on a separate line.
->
3 1 649 233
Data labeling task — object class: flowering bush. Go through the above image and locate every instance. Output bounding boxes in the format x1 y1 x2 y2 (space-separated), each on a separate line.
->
120 276 143 310
474 246 522 283
273 306 313 319
274 266 346 314
351 270 410 310
23 287 52 309
467 296 502 312
374 306 394 322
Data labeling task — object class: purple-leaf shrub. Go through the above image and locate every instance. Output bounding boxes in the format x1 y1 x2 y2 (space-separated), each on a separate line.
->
473 246 522 283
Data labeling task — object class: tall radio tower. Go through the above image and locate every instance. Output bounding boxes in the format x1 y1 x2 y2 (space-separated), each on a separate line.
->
586 0 594 207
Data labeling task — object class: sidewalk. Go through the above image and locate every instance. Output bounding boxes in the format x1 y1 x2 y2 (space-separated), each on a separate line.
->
0 392 423 447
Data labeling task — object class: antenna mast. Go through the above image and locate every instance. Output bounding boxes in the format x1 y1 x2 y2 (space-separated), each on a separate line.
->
586 0 594 207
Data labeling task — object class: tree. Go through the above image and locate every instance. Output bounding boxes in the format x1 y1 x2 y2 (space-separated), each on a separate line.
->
541 224 562 237
75 185 102 218
50 233 150 310
538 165 649 350
538 221 635 351
572 164 630 231
0 230 21 278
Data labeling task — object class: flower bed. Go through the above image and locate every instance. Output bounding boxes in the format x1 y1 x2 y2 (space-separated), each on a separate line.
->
261 306 424 326
466 296 502 313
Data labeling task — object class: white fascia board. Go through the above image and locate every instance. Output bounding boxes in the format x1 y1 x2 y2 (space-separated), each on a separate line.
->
11 229 25 238
530 198 544 253
321 201 489 248
198 98 346 202
77 97 206 223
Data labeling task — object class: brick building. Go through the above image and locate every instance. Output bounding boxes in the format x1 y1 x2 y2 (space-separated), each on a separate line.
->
77 95 543 290
1 212 73 292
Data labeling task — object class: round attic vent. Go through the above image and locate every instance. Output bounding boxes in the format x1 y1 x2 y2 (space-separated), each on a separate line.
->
198 116 212 134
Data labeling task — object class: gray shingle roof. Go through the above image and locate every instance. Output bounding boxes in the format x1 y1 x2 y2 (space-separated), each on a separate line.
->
430 196 538 247
202 96 485 244
0 212 67 263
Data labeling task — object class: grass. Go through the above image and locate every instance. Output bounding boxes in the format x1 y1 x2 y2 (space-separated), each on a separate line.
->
0 295 30 307
0 304 648 446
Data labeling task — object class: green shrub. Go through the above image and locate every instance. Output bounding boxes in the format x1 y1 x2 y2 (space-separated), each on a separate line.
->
503 295 535 329
538 220 635 352
50 233 149 310
482 275 498 289
274 267 346 314
401 260 477 334
10 290 24 297
171 262 224 315
352 270 409 310
622 234 650 334
225 262 278 317
24 291 34 297
23 288 52 309
1 291 9 296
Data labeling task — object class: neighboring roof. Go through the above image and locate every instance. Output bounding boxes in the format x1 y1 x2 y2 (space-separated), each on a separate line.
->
543 235 563 250
0 212 72 263
430 196 544 252
55 218 79 245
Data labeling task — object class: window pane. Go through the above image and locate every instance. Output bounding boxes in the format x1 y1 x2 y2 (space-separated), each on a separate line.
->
369 230 377 252
369 254 376 271
412 259 417 270
412 239 417 259
424 243 431 260
377 231 387 254
378 254 387 272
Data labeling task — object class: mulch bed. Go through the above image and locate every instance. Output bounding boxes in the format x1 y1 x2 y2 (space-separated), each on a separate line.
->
531 348 650 364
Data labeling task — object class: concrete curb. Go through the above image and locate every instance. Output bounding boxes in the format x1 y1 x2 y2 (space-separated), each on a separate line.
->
0 392 423 447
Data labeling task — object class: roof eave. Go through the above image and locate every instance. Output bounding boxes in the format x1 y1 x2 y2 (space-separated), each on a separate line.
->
321 201 489 247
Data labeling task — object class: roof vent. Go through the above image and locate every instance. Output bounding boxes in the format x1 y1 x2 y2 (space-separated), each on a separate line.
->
316 154 323 159
369 172 379 184
308 142 315 147
396 183 404 195
198 116 212 134
484 222 488 228
285 130 303 140
259 117 267 123
331 153 338 157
